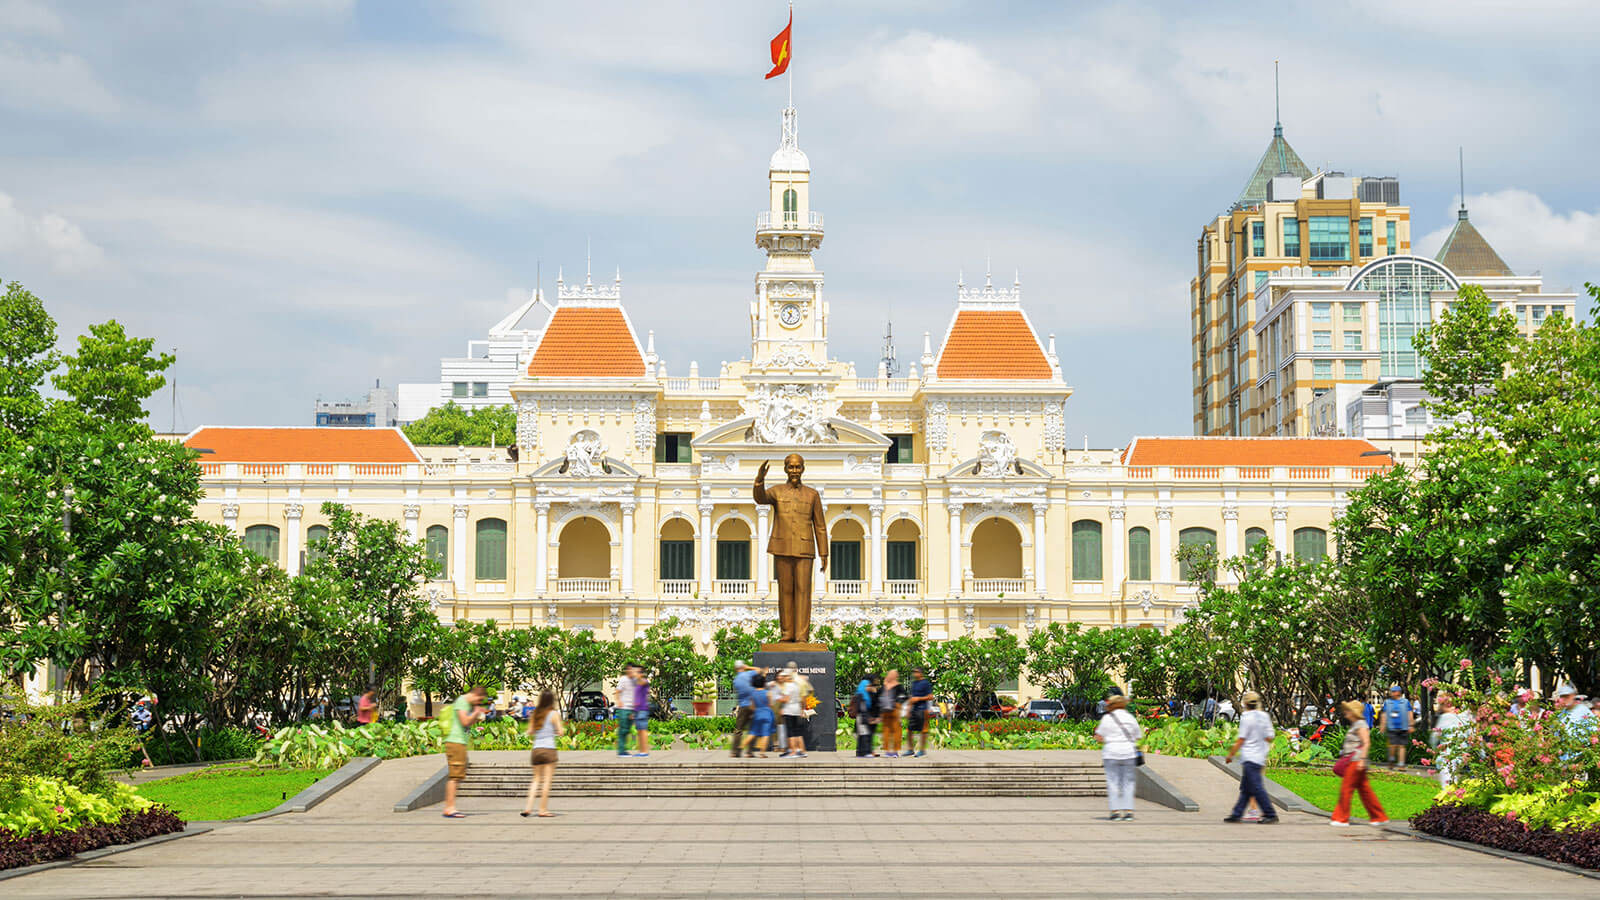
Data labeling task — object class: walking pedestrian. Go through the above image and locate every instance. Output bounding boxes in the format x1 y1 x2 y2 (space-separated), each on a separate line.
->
1430 692 1473 787
1094 695 1142 821
778 667 807 758
1330 700 1389 827
879 670 908 758
852 676 879 758
630 668 653 758
1554 682 1595 736
1381 684 1413 768
442 685 488 819
742 674 774 757
614 663 638 757
730 661 759 757
1223 691 1277 825
356 689 378 726
521 690 563 818
907 667 934 757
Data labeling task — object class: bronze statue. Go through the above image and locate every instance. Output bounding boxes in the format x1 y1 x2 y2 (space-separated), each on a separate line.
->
754 454 827 644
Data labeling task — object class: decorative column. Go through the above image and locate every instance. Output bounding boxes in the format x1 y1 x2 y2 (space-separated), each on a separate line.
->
221 502 239 534
948 502 964 597
283 503 303 576
1221 505 1240 584
452 503 469 593
619 499 636 596
1031 501 1048 596
698 501 714 595
756 505 771 598
869 503 884 596
534 500 550 595
1272 505 1289 553
403 503 421 543
1108 504 1126 587
1156 506 1174 583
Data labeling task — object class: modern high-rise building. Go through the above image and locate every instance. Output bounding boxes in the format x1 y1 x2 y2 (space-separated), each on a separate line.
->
1190 108 1412 436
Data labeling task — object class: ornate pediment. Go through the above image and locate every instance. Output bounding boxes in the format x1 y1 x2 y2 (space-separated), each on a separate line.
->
693 415 891 451
739 383 840 444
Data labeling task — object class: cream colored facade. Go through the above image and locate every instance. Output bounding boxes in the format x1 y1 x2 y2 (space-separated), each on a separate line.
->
189 107 1390 652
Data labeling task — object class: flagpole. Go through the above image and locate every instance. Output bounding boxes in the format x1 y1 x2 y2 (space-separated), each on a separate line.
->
787 0 794 109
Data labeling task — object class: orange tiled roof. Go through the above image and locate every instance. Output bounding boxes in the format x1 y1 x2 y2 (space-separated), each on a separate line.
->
527 307 645 378
935 310 1052 379
1122 437 1388 468
183 427 420 463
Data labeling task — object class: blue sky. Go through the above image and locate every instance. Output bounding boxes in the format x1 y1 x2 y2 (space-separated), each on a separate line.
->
2 0 1596 443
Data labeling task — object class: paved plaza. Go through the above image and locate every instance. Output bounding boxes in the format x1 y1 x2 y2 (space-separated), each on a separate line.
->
8 752 1595 898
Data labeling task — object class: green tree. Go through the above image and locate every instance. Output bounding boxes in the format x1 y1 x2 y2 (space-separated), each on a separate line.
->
402 402 515 446
52 321 173 426
410 619 517 700
926 628 1024 713
626 619 709 713
515 626 622 710
710 620 779 693
0 281 58 439
1025 622 1116 701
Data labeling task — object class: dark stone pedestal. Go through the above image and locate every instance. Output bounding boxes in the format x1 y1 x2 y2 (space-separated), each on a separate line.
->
754 649 836 752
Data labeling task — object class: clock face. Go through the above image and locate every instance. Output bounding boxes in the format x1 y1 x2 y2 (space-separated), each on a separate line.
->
779 303 803 328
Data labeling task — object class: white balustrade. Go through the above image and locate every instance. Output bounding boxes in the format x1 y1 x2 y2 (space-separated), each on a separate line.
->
556 577 613 595
659 579 696 597
829 580 865 596
885 580 922 596
969 578 1025 595
714 579 753 596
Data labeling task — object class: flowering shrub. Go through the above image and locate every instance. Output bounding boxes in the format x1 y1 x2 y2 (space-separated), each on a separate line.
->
1423 663 1599 797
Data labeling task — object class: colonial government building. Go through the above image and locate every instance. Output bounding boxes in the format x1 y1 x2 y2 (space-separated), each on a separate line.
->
183 106 1392 645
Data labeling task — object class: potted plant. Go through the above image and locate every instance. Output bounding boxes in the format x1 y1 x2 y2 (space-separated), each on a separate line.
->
693 678 718 717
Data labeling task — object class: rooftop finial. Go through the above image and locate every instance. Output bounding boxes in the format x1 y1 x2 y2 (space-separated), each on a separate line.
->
1458 146 1468 220
1274 59 1281 135
984 250 992 288
585 237 592 286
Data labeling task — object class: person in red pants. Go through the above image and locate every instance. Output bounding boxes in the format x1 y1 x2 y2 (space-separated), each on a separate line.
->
1331 700 1389 826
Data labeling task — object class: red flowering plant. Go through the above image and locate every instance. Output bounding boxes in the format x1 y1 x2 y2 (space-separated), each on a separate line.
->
1423 661 1600 821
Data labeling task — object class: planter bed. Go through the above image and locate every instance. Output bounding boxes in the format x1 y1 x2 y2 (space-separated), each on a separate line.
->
1412 805 1600 872
0 807 185 871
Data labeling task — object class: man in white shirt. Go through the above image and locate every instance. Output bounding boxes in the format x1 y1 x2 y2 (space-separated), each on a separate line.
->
1430 692 1474 787
614 664 637 757
1223 691 1278 824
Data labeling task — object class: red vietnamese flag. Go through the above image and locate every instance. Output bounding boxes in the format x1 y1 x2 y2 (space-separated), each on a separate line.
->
765 10 792 79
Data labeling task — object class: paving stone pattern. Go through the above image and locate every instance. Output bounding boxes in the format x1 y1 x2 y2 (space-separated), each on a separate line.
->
9 751 1595 898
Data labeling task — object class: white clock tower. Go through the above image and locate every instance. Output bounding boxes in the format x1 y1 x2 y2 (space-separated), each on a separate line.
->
751 105 827 371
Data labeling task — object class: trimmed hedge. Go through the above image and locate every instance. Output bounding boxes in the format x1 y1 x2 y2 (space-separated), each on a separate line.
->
0 807 186 871
1411 804 1600 871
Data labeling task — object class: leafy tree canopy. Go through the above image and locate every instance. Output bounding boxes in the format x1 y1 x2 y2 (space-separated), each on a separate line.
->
402 402 515 446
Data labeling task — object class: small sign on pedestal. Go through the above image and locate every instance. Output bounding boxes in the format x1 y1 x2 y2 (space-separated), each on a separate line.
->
754 648 836 752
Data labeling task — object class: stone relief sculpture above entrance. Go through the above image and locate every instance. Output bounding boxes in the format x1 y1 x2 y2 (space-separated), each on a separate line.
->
561 429 609 477
975 429 1020 477
741 383 840 444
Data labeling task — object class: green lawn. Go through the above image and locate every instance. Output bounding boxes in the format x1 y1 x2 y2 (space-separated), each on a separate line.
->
1267 766 1441 821
135 763 332 821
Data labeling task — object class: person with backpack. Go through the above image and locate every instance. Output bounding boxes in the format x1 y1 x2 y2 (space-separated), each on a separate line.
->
441 685 487 819
1382 684 1414 768
851 676 880 758
521 691 563 818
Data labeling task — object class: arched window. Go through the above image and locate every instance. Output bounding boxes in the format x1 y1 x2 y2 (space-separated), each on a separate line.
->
475 518 507 581
305 525 330 565
1127 527 1151 581
1293 527 1328 562
659 518 695 581
716 519 752 581
1178 527 1218 582
1071 520 1102 581
425 525 449 579
782 187 797 223
558 517 610 578
1245 527 1268 554
885 518 920 583
970 518 1023 579
830 519 865 582
244 524 280 564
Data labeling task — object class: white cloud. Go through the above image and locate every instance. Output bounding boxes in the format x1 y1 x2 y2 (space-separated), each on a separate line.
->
0 0 62 36
0 44 118 115
0 192 103 271
817 31 1038 135
1420 189 1600 280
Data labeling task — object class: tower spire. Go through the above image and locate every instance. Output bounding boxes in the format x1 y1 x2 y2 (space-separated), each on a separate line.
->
1458 146 1468 220
1274 59 1281 135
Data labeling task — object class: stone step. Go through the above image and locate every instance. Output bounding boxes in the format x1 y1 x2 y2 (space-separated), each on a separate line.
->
458 788 1104 797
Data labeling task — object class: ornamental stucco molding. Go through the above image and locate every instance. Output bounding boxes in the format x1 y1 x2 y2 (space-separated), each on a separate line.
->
1271 505 1290 521
221 503 239 519
402 504 421 520
453 503 470 518
815 604 923 627
1155 506 1173 521
1108 504 1126 521
632 397 656 451
1221 505 1239 521
282 502 304 520
1042 400 1066 451
926 400 949 450
516 398 540 449
976 430 1019 478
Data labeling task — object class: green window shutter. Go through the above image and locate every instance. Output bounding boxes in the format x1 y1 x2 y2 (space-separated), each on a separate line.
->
1071 520 1102 581
1244 527 1267 554
425 525 449 578
1127 527 1151 581
660 541 694 580
1293 527 1327 562
886 541 917 582
1178 527 1218 582
830 541 862 581
716 540 750 580
474 518 507 580
305 525 330 565
655 436 667 463
244 525 280 563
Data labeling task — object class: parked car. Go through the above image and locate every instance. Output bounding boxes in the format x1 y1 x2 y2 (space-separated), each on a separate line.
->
1018 699 1067 722
566 691 613 722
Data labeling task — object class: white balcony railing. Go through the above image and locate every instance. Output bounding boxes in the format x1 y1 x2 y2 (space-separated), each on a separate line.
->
885 580 922 596
556 577 612 595
714 579 753 596
756 210 823 231
659 579 696 597
829 580 865 596
969 578 1025 595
